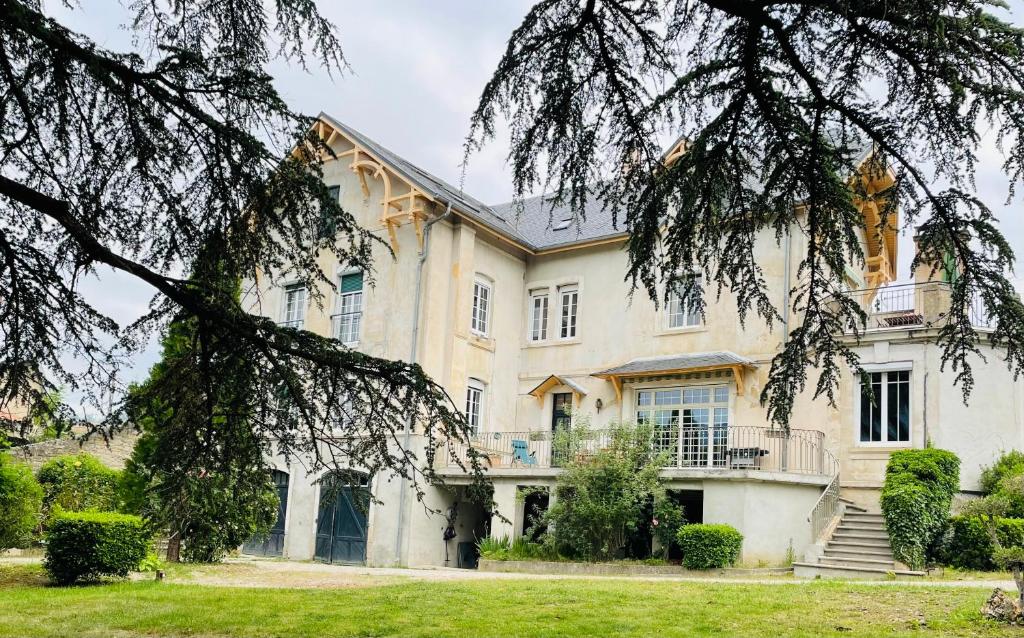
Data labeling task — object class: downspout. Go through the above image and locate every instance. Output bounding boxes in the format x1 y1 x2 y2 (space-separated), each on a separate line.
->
394 201 453 565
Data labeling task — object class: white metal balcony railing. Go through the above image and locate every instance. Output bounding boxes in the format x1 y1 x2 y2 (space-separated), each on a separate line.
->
444 426 837 477
331 311 362 344
844 282 995 331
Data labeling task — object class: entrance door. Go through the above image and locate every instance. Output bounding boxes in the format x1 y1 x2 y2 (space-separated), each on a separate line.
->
242 470 289 556
314 472 370 564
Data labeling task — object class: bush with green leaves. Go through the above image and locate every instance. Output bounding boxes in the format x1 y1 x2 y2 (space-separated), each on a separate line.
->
44 511 150 585
543 420 665 561
477 535 556 562
676 524 743 569
0 454 43 550
981 451 1024 496
940 515 1024 571
37 453 120 520
652 497 686 557
880 448 960 570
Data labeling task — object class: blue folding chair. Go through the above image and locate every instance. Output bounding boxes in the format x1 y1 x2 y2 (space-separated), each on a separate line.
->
511 439 538 466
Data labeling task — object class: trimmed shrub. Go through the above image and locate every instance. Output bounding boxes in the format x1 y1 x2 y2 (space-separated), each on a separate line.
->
880 448 960 570
37 453 120 519
676 524 743 569
44 511 149 585
941 515 1024 571
0 454 43 550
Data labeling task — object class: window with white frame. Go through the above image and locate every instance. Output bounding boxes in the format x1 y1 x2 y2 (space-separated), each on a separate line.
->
666 275 703 328
859 370 910 444
529 288 549 341
465 379 485 435
471 277 491 336
636 385 730 467
282 284 306 329
334 271 363 345
558 284 578 339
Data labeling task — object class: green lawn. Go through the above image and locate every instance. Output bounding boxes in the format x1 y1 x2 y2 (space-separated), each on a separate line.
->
0 564 1013 637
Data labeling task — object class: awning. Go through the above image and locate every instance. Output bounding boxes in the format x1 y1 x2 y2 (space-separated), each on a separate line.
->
593 351 756 401
527 374 588 405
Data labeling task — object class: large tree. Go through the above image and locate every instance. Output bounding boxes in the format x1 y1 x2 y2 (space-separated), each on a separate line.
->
0 1 481 501
468 0 1024 426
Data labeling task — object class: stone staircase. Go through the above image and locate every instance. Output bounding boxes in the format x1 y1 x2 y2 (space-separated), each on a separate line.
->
794 504 925 579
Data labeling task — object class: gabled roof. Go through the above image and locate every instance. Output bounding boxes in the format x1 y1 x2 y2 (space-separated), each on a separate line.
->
527 374 589 401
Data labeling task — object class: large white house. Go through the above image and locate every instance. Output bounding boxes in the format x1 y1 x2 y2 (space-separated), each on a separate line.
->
242 113 1023 574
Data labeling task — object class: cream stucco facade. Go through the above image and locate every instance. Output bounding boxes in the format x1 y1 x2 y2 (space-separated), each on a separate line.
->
243 115 1023 568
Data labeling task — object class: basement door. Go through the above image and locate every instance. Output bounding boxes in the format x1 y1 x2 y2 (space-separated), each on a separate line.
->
242 470 289 556
314 472 370 565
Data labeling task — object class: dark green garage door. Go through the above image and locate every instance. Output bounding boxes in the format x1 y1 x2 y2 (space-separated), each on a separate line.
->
243 469 289 556
314 472 370 565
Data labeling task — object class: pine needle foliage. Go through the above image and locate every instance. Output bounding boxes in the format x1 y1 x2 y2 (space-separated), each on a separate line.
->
468 0 1024 427
0 1 484 503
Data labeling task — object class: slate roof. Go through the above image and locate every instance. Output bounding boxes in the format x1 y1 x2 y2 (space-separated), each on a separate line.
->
318 113 625 251
594 351 755 377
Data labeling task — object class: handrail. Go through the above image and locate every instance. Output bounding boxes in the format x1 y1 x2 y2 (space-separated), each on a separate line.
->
443 425 834 476
806 447 841 542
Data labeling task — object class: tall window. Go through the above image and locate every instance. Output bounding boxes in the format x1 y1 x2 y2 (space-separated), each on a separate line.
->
636 385 730 467
859 370 910 444
334 271 363 345
558 284 578 339
667 275 703 328
530 289 549 341
471 278 491 336
465 379 485 435
318 185 342 239
551 393 572 433
282 284 306 329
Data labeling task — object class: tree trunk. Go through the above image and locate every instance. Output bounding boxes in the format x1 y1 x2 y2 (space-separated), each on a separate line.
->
1015 568 1024 606
166 534 181 563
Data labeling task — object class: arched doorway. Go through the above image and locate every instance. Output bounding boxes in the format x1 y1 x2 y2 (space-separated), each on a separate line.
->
242 469 289 556
314 471 370 564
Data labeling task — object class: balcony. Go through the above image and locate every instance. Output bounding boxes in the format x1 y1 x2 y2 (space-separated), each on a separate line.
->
844 281 994 331
440 425 836 479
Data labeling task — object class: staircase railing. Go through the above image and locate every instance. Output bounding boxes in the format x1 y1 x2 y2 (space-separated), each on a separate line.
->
807 448 841 542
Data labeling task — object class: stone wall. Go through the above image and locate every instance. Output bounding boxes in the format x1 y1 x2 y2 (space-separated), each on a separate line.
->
9 431 138 471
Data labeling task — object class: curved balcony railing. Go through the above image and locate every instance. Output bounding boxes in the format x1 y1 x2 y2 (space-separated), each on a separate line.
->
443 425 836 477
843 281 995 331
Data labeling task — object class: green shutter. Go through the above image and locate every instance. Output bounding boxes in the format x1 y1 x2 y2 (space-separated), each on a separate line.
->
340 272 363 293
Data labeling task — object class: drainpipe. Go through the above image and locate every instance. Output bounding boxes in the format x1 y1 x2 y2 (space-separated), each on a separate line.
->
393 201 453 565
780 225 793 470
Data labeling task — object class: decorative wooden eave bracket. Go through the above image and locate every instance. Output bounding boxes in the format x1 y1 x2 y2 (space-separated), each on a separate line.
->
311 119 436 253
592 362 755 403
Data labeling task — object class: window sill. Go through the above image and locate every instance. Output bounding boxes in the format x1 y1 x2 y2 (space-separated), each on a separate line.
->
850 444 912 458
524 338 581 348
654 326 707 337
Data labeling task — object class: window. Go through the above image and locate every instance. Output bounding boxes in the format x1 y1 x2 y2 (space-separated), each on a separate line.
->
859 370 910 444
636 385 730 467
530 289 549 341
558 285 578 339
471 278 491 336
551 393 572 433
465 379 485 435
318 185 342 239
334 271 363 345
282 284 306 329
667 275 703 328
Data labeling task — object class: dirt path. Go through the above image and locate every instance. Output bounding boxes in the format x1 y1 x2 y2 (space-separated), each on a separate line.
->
160 558 1019 591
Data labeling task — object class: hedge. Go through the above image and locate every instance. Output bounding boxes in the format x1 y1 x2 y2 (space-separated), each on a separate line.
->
676 523 743 569
0 454 43 550
880 448 960 570
980 451 1024 496
44 511 149 585
37 453 120 519
941 515 1024 571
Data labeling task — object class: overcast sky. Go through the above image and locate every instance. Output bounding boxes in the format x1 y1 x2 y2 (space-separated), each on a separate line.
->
52 1 1023 410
